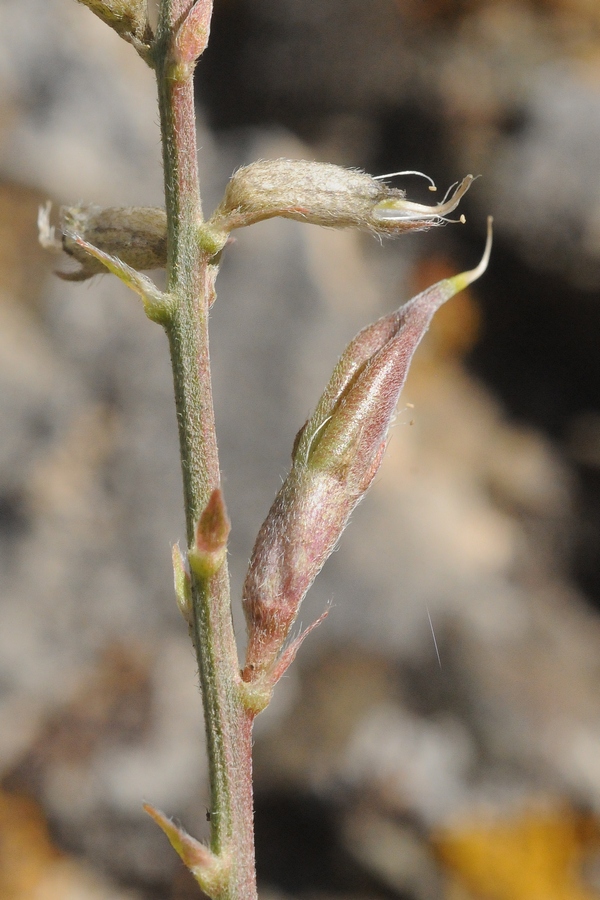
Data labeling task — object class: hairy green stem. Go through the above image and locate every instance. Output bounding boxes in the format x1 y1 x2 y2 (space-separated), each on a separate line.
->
155 2 257 896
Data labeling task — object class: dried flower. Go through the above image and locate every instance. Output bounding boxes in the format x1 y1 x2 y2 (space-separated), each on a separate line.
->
37 164 471 286
39 203 167 281
40 204 167 282
210 159 472 236
39 203 172 323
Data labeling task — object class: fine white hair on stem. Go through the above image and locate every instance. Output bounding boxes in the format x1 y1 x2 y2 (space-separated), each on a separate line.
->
374 170 438 191
372 174 474 223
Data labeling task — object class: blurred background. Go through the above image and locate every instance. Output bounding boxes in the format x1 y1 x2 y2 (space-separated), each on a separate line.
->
2 0 600 897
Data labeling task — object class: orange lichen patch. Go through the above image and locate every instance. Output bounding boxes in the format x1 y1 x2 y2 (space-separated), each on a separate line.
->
0 789 61 899
433 804 600 900
410 256 481 360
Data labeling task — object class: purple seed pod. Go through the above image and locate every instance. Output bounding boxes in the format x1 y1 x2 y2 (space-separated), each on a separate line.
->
242 219 492 685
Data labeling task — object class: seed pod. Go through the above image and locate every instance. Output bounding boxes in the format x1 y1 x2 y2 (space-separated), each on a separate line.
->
242 219 493 684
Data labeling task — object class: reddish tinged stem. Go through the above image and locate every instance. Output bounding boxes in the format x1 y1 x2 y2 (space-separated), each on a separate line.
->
154 2 257 896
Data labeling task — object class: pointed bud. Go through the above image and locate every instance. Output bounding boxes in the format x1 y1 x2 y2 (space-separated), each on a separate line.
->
172 544 193 626
143 804 228 897
188 489 231 581
39 203 172 322
210 159 472 237
243 219 493 682
173 0 213 74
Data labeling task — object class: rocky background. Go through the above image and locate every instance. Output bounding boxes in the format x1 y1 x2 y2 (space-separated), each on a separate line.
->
2 1 600 898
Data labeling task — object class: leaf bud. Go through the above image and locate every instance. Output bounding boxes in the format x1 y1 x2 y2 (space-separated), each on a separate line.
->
210 159 472 236
143 803 228 896
242 219 493 683
188 489 231 581
173 0 213 73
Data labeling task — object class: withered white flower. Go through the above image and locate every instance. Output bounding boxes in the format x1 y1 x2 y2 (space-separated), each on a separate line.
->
39 203 167 281
209 158 473 237
372 175 472 223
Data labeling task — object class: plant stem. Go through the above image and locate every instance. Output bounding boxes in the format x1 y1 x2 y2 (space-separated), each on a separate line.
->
155 3 257 896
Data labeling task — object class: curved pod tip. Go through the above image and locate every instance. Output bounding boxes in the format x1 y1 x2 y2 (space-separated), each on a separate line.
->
449 216 493 293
